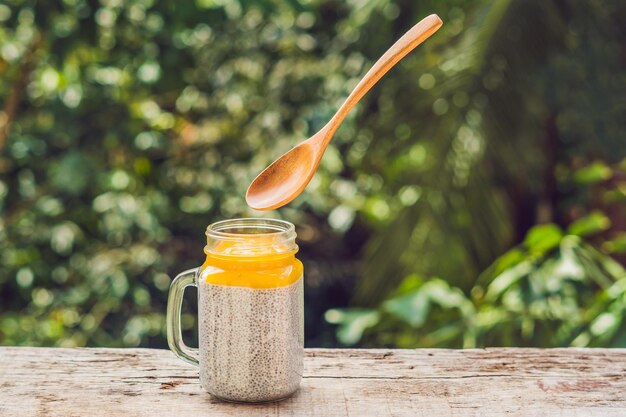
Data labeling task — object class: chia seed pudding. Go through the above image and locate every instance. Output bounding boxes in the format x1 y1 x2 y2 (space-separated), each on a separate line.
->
198 276 304 402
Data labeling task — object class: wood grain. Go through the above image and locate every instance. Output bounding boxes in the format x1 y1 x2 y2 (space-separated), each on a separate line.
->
0 347 625 416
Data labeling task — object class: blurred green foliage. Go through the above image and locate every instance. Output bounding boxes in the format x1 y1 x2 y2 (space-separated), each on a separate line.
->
327 222 626 347
1 0 625 348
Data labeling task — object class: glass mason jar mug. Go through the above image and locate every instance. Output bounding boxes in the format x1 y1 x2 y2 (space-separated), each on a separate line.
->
166 218 304 403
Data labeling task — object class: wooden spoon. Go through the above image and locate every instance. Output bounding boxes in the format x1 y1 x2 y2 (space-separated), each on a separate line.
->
246 14 443 210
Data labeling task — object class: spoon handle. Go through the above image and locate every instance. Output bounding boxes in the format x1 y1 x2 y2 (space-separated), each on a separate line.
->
323 14 443 142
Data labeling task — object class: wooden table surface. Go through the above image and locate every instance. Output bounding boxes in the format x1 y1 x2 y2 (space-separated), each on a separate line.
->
0 347 625 416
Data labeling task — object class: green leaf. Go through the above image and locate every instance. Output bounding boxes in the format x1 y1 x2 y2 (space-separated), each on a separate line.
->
590 312 619 337
492 248 526 277
552 237 585 282
567 211 611 237
392 274 425 296
573 161 613 185
484 260 534 301
324 308 380 346
583 242 626 281
569 240 619 289
523 224 563 255
424 280 472 311
382 279 472 327
603 233 626 254
602 188 626 204
382 289 429 327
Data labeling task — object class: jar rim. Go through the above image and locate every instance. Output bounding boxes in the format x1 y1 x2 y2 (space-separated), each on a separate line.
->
205 218 296 240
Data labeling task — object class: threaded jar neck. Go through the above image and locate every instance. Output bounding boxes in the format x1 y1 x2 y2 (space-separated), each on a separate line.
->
205 218 297 256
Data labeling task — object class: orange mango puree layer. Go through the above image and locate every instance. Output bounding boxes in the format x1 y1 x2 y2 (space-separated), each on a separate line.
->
201 243 302 289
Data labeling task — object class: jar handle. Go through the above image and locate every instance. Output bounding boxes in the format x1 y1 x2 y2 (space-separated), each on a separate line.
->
166 267 199 366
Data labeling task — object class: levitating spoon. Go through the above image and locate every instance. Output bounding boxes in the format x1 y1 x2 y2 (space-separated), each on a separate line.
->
246 14 443 210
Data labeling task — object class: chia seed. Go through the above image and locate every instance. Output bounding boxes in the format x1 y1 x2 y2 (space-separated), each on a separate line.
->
198 277 303 402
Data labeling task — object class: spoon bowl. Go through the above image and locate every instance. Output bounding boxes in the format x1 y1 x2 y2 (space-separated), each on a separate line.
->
246 14 443 210
246 139 319 210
